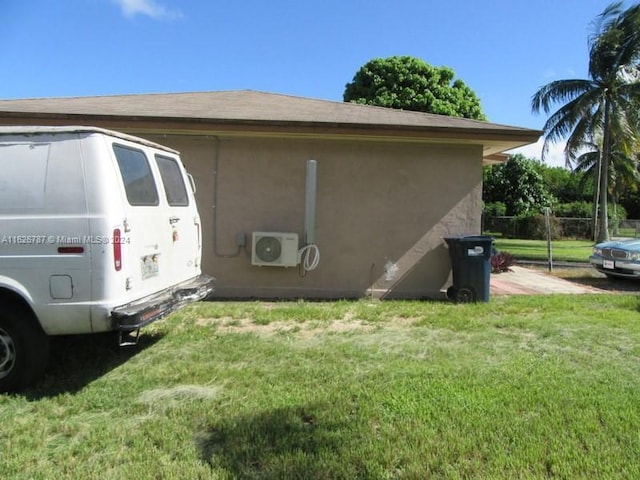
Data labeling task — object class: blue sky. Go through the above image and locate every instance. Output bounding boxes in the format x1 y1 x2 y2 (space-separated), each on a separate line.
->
1 0 624 165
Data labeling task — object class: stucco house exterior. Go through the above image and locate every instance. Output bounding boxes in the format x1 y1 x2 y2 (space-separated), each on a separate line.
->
0 90 540 299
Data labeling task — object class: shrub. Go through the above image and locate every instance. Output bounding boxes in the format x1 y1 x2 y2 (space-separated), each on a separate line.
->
519 214 563 240
491 251 516 273
554 201 593 218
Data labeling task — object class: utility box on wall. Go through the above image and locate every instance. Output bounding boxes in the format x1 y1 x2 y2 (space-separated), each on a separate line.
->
251 232 299 267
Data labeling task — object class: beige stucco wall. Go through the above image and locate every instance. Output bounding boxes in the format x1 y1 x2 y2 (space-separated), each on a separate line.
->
146 134 484 299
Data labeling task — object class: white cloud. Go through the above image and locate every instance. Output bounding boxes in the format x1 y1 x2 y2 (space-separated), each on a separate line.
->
542 67 580 80
507 137 570 169
112 0 183 20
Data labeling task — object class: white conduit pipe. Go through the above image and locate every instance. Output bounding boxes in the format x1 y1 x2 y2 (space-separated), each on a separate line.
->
300 159 320 272
299 244 320 271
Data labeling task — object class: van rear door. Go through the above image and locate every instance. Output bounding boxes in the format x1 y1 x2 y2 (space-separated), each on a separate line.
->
112 143 171 297
154 154 202 283
111 142 200 299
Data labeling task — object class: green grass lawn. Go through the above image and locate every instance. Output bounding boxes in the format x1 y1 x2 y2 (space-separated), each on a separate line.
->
617 226 639 238
3 297 640 479
493 238 594 263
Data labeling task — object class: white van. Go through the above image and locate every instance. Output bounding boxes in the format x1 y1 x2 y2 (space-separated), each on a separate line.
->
0 126 214 391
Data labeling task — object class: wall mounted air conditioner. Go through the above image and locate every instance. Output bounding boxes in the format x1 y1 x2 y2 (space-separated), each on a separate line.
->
251 232 299 267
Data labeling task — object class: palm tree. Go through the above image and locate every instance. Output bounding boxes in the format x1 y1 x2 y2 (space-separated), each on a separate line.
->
572 140 640 237
532 1 640 242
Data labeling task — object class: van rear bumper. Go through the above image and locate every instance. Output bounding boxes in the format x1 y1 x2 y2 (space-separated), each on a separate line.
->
111 274 215 332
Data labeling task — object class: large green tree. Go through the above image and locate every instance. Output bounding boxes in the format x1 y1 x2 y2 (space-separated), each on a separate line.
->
483 154 553 216
531 2 640 242
343 56 486 120
533 162 594 204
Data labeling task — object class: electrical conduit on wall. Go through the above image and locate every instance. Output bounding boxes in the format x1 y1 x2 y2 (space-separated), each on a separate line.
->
299 159 320 274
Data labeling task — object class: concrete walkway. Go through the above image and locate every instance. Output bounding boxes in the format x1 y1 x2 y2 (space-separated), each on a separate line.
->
490 266 600 295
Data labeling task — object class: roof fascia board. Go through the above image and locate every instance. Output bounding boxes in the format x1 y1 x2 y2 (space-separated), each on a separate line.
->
0 111 541 144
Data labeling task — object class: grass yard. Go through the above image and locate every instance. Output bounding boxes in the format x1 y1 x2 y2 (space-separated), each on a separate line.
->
493 238 594 263
617 226 640 239
3 296 640 479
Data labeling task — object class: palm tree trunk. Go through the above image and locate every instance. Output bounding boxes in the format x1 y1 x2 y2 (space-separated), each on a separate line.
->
592 166 599 241
596 99 612 243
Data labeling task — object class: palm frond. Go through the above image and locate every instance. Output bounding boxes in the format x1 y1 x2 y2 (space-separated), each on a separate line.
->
539 88 603 149
611 5 640 67
573 150 600 174
590 3 640 80
589 1 625 76
531 79 594 114
589 1 624 44
565 129 598 168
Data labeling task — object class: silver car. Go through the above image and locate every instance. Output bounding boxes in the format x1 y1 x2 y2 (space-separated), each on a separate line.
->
590 239 640 279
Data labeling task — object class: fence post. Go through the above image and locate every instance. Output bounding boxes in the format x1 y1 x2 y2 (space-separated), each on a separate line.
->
544 208 553 272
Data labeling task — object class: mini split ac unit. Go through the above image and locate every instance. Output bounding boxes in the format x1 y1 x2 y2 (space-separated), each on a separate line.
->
251 232 299 267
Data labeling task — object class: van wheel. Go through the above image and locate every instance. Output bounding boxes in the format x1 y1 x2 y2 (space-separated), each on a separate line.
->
0 304 50 392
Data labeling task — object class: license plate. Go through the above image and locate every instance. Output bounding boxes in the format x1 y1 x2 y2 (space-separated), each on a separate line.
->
603 259 615 269
141 254 159 279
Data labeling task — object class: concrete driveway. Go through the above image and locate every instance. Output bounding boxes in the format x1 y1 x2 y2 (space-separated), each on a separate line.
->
491 266 601 295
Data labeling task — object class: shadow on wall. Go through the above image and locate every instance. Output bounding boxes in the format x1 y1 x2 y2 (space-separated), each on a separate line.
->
373 241 452 300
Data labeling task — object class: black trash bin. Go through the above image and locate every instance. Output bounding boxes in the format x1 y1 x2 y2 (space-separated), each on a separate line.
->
444 235 493 302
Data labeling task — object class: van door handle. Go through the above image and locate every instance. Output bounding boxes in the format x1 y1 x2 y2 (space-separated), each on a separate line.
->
169 216 180 224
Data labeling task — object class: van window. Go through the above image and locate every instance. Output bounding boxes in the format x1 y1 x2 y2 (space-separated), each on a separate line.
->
113 144 159 206
0 143 49 209
156 155 189 206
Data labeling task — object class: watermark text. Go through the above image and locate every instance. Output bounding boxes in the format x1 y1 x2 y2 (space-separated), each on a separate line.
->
1 235 130 245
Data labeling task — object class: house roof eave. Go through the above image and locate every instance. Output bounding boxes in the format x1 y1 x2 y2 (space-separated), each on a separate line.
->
0 90 542 155
0 111 541 150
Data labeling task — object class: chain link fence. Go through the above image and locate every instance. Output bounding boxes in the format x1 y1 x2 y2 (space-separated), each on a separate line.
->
615 220 640 238
483 216 640 240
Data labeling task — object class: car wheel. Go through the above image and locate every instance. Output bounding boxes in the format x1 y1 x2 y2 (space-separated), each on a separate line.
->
0 304 50 393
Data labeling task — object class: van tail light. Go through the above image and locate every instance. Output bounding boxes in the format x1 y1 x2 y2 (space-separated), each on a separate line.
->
113 228 122 271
